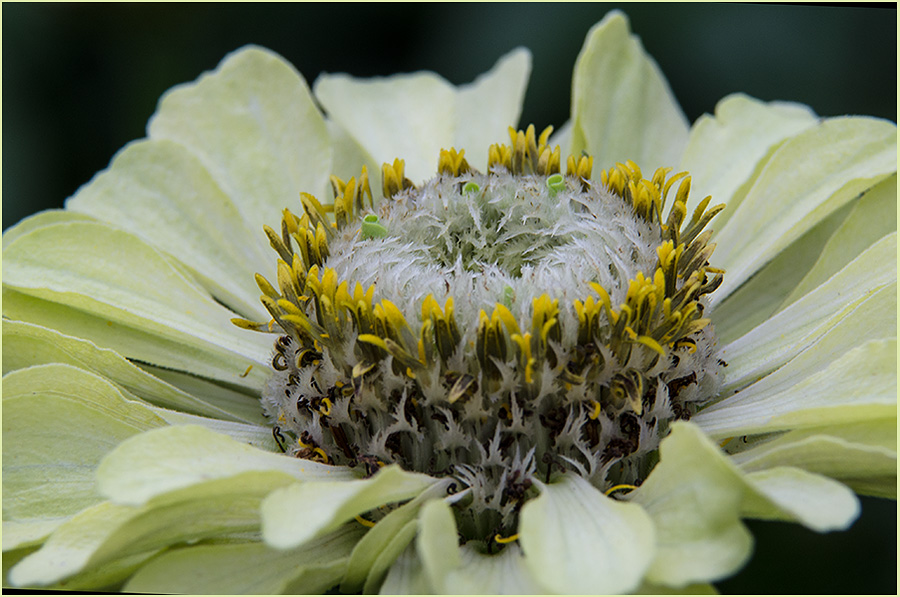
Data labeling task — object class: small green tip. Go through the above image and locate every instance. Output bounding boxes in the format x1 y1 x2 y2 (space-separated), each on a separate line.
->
463 181 481 195
547 173 566 196
502 285 516 307
361 214 389 239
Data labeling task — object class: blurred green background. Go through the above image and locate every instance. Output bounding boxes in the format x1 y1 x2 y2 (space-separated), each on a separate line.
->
3 4 896 593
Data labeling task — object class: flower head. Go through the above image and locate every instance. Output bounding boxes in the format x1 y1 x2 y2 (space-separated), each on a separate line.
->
3 10 896 594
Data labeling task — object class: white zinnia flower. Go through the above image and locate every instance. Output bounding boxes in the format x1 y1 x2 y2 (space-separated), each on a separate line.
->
3 10 895 594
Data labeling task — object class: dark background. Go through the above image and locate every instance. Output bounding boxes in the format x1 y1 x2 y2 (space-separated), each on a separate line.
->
2 3 896 593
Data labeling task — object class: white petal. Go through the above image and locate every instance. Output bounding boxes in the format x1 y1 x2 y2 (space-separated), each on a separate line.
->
10 470 297 588
1 209 95 249
518 474 656 594
3 220 272 390
741 467 859 532
712 116 897 300
2 320 263 424
415 498 461 593
261 465 435 550
453 47 532 168
785 174 897 305
148 46 332 238
695 339 896 438
570 11 689 173
680 93 817 225
124 525 364 594
314 71 456 184
719 232 896 393
631 422 753 588
315 49 530 184
67 139 271 319
379 543 430 595
444 544 545 595
97 425 354 506
341 494 431 593
730 419 897 499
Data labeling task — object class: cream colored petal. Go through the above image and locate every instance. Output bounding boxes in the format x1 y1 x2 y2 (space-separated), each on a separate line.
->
379 543 430 595
67 139 271 319
2 320 263 424
710 201 852 344
415 498 461 593
365 521 420 594
680 93 817 227
569 11 689 174
730 419 896 499
261 465 435 550
633 422 859 588
631 422 753 588
740 467 859 532
712 117 897 300
315 49 530 184
443 543 545 595
719 233 896 393
325 118 382 198
518 474 656 594
341 481 449 593
3 364 166 539
784 174 897 305
97 425 354 506
148 408 275 452
1 209 95 249
148 46 332 238
452 47 531 168
695 339 896 438
9 471 295 588
124 525 364 594
3 221 272 390
314 70 455 184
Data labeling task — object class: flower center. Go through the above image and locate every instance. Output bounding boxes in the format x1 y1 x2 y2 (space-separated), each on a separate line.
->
234 125 727 545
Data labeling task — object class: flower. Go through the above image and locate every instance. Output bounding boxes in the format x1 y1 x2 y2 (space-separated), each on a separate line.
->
3 9 896 594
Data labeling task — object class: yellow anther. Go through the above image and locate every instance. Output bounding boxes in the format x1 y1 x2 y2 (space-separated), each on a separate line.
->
312 447 330 463
382 158 414 199
319 397 333 416
589 399 601 420
438 147 471 176
719 437 734 448
239 364 253 378
604 484 638 496
493 533 520 544
355 515 376 528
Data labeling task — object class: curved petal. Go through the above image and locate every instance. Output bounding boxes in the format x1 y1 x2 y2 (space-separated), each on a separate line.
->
680 94 818 225
97 425 354 506
3 364 166 550
633 422 859 588
1 209 95 249
741 467 859 532
415 498 460 593
123 525 364 594
518 474 656 594
2 320 263 424
260 465 436 550
443 543 545 595
9 470 297 588
314 48 531 183
3 220 272 390
695 338 896 438
719 232 896 392
66 139 272 319
784 173 897 305
341 489 436 593
148 46 333 238
379 543 430 594
452 47 531 169
712 116 897 300
569 11 689 174
730 419 897 499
